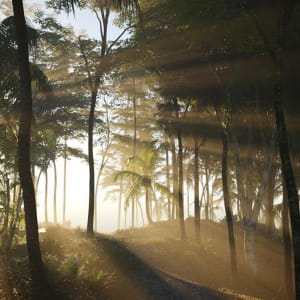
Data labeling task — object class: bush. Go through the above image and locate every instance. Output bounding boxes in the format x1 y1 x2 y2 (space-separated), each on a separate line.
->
61 258 81 278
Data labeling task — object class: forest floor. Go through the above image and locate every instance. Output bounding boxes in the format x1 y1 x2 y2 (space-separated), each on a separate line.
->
0 219 286 300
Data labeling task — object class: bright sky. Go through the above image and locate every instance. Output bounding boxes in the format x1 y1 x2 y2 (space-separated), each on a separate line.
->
31 3 130 233
0 0 131 233
1 0 198 234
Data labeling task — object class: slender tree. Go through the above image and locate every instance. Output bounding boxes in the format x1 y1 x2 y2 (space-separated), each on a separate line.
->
241 1 300 295
11 0 50 297
194 137 200 241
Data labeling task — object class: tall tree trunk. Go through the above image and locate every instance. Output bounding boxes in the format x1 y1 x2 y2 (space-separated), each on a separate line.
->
194 138 200 241
171 137 178 219
274 63 300 299
131 198 135 228
186 183 190 217
136 195 139 225
117 183 123 230
63 137 67 224
87 91 97 234
44 170 48 224
3 176 10 240
53 159 57 225
131 77 137 229
5 186 22 252
282 182 294 300
166 147 171 220
243 218 257 274
221 128 237 278
247 2 300 295
266 163 276 234
145 188 153 224
137 199 145 226
124 207 127 229
94 169 100 232
34 168 42 194
85 3 112 235
205 162 210 220
231 125 256 272
177 128 186 240
12 0 49 297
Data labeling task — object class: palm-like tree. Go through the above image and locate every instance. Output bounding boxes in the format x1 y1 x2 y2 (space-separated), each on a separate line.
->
115 144 170 224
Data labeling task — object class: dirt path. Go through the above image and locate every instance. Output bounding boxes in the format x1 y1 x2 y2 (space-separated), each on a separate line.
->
95 234 260 300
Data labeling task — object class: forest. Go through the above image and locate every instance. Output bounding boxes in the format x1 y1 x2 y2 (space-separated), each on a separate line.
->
0 0 300 299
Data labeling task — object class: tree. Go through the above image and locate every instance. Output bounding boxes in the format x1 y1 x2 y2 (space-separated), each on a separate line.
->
73 0 138 234
114 143 169 224
241 1 300 296
11 0 49 297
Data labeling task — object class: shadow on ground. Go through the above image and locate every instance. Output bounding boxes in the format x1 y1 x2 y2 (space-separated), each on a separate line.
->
95 234 247 300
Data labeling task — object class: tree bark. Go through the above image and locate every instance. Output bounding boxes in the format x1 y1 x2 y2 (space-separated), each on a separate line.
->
274 65 300 299
137 199 145 225
166 147 171 220
87 91 97 234
6 187 22 252
53 159 57 225
171 137 178 219
63 137 67 224
34 168 42 194
177 128 186 240
205 161 210 220
282 182 294 300
247 2 300 295
221 128 237 278
117 182 123 230
145 188 153 224
266 163 276 234
194 138 200 241
131 197 135 228
12 0 50 297
243 217 257 274
44 170 48 224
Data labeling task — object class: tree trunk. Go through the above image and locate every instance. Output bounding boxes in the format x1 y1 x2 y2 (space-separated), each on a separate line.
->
53 159 57 225
166 147 171 220
87 91 97 235
12 0 50 297
274 66 300 299
243 217 257 274
3 176 10 241
145 188 153 224
248 2 300 295
137 199 145 226
177 128 186 240
194 138 200 241
171 137 178 219
5 187 22 252
44 170 48 224
205 162 210 220
63 137 67 224
117 183 123 230
124 207 127 229
34 168 42 194
282 183 294 300
94 168 100 232
221 128 237 278
131 198 135 228
266 163 276 234
186 183 190 217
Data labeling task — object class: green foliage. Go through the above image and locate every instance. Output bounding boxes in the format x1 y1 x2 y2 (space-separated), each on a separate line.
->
46 0 81 13
61 258 81 278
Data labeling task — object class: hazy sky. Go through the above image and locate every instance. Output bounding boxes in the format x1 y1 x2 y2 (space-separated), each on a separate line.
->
0 0 131 233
